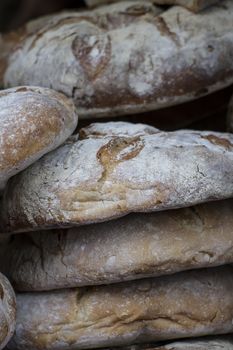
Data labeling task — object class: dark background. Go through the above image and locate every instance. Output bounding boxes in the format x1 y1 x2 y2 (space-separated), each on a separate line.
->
0 0 86 32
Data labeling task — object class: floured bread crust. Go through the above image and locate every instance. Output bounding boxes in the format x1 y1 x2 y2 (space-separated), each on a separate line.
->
2 122 233 233
6 266 233 350
0 86 78 190
2 199 233 291
85 0 219 12
0 273 16 350
1 0 233 119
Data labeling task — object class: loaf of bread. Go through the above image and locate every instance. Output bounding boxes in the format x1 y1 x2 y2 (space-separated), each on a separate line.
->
2 199 233 291
0 273 16 350
2 122 233 233
1 0 233 119
85 0 219 12
6 266 233 350
0 86 78 190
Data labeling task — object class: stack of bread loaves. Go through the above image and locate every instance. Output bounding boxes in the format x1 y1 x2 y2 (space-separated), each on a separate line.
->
0 0 233 350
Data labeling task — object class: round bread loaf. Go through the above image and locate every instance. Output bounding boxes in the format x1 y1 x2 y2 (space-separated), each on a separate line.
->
2 122 233 233
6 266 233 350
0 86 78 190
0 273 16 350
85 0 219 12
2 199 233 291
1 0 233 119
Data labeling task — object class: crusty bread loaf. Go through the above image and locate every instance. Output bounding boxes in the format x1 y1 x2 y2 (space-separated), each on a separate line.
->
6 266 233 350
0 86 78 190
2 199 233 291
1 0 233 119
2 122 233 233
0 273 16 349
85 0 219 12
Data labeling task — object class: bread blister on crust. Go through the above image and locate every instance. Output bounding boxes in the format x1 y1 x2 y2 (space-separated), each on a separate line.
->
0 86 78 190
1 0 233 119
2 122 233 233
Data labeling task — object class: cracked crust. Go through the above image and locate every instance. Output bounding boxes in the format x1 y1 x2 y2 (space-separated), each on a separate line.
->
1 0 233 119
0 86 78 190
6 266 233 350
2 199 233 291
0 273 16 350
2 122 233 233
85 0 219 12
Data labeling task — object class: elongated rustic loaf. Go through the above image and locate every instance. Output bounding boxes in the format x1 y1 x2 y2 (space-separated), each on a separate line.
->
0 86 78 190
2 199 233 291
6 266 233 350
1 0 233 119
2 122 233 233
0 273 16 350
85 0 219 12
